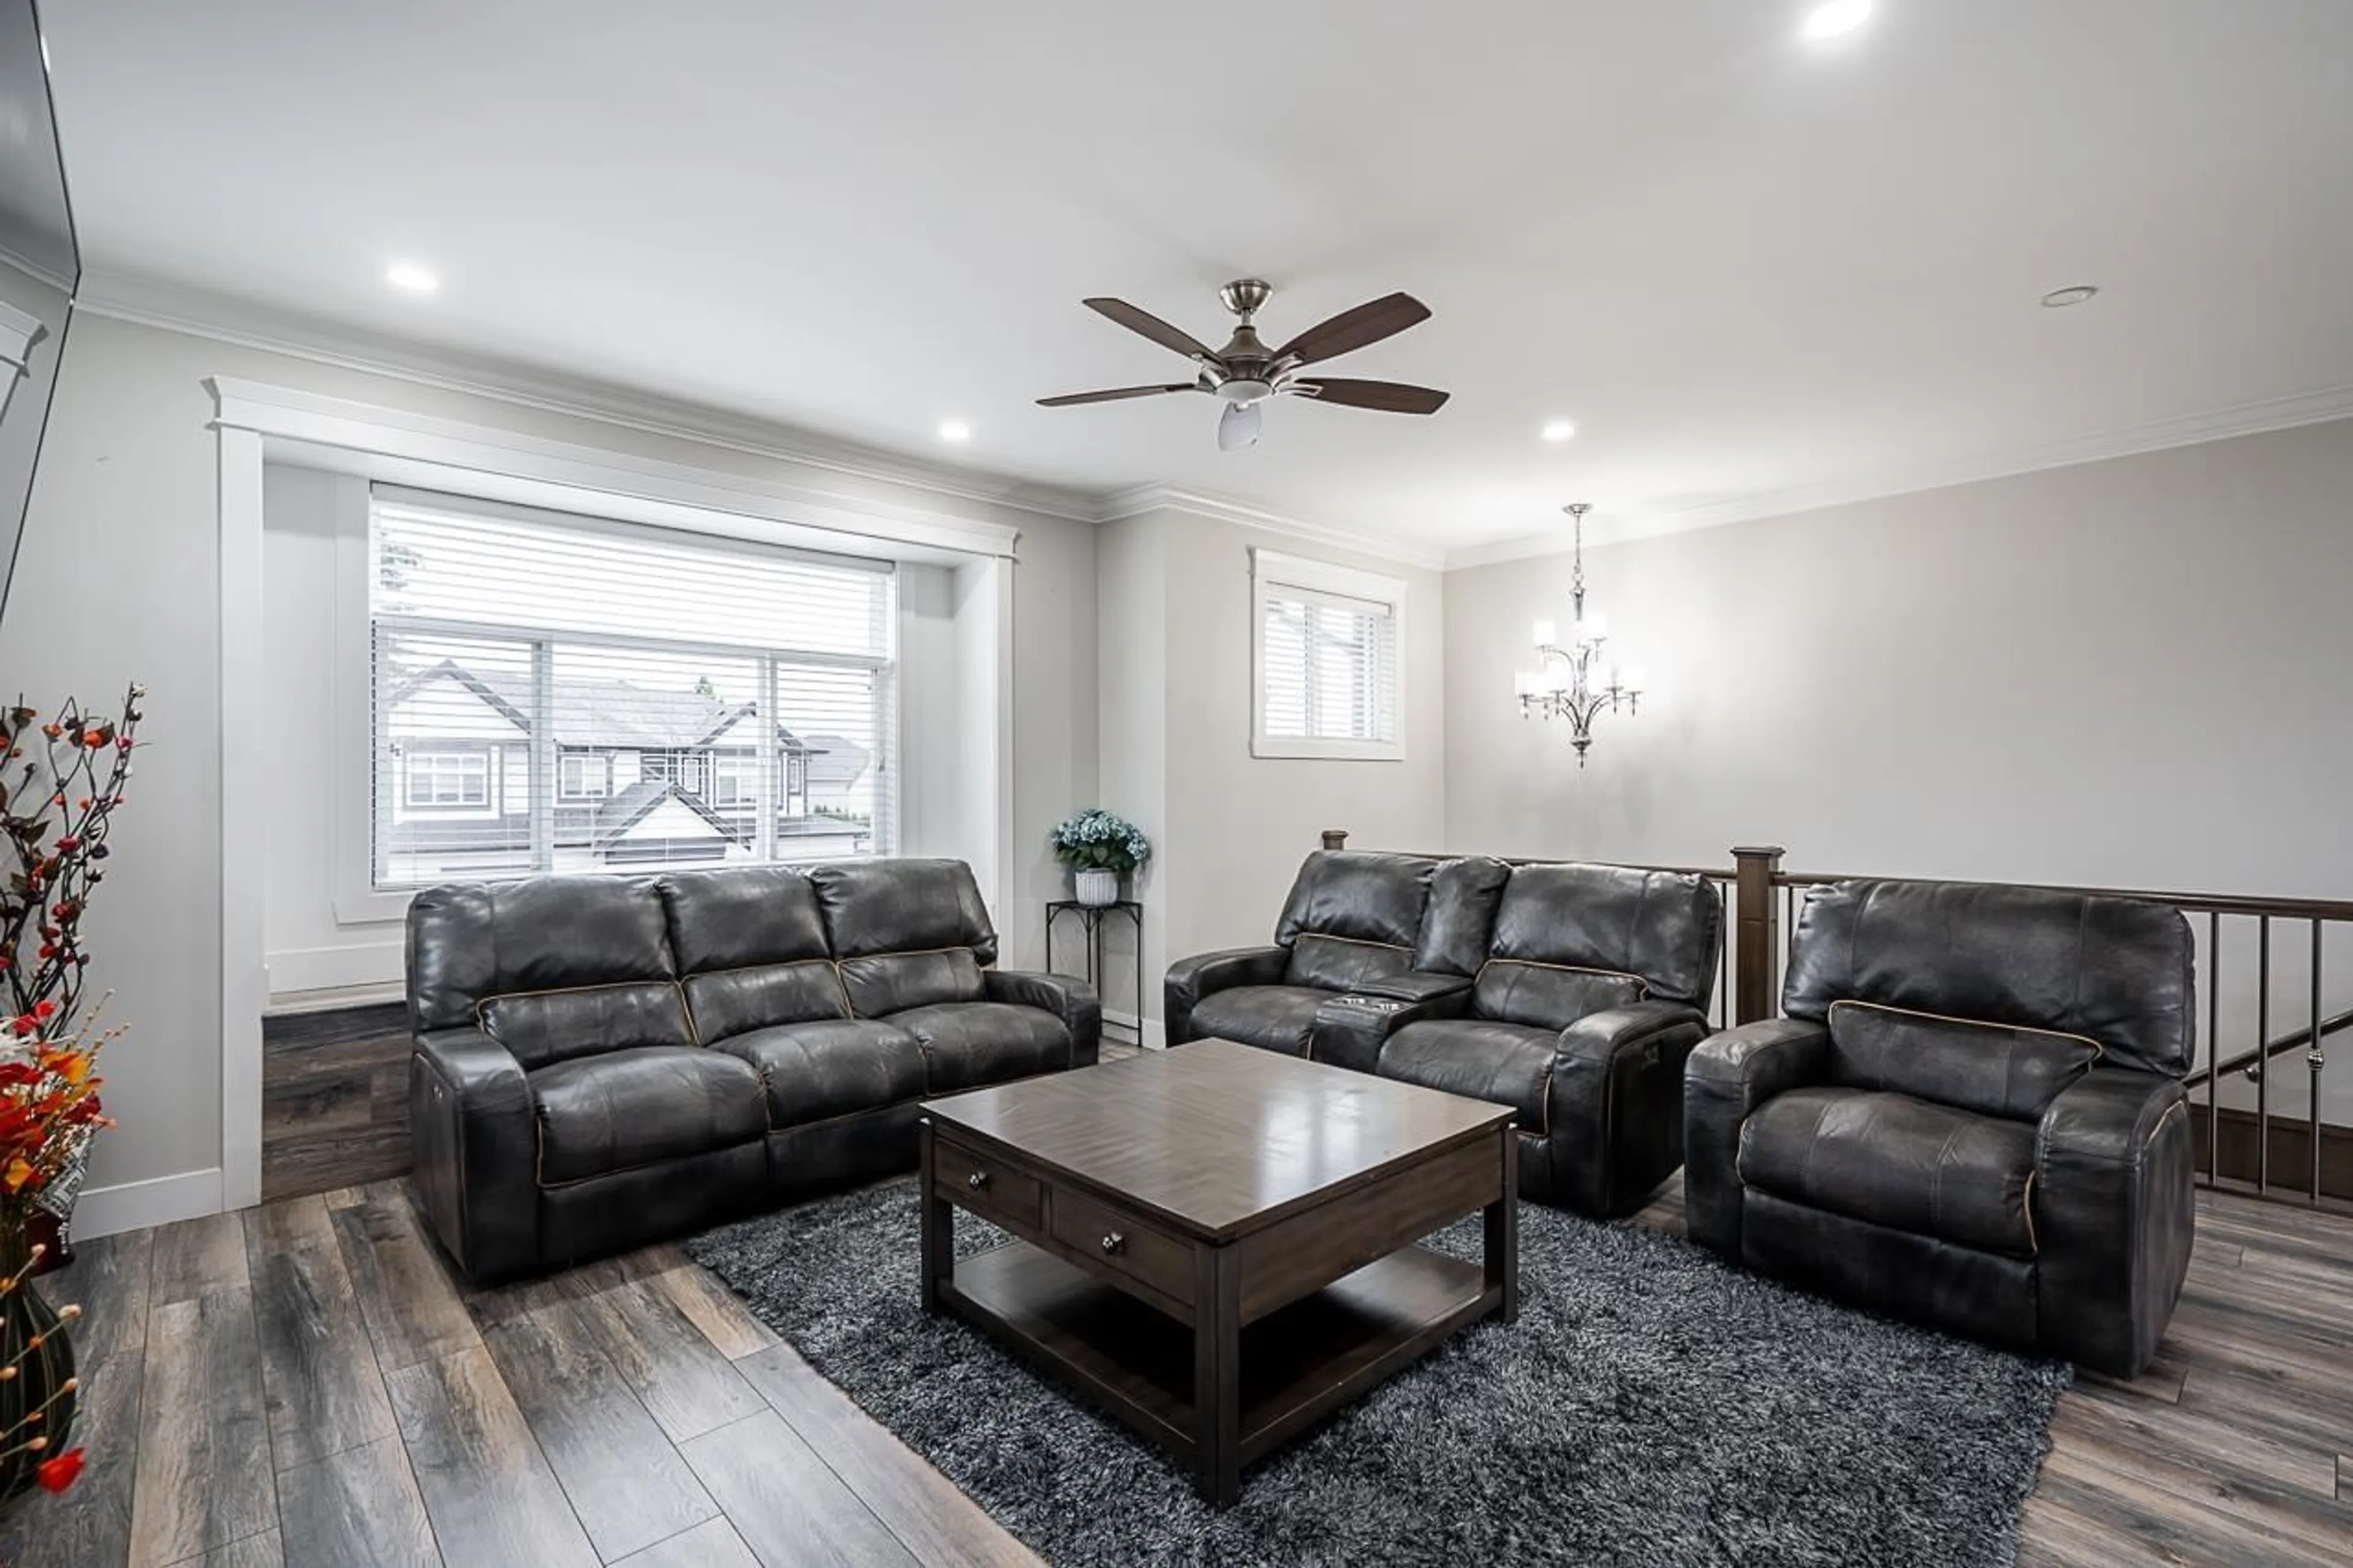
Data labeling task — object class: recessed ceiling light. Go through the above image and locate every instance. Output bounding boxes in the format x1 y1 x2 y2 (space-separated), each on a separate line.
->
938 419 972 443
1802 0 1873 40
384 261 439 294
1540 420 1577 443
2040 284 2099 309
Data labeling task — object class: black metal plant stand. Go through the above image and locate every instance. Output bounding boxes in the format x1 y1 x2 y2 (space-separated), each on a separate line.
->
1045 900 1144 1046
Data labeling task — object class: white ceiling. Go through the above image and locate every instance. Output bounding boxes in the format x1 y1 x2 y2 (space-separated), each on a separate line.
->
44 1 2353 557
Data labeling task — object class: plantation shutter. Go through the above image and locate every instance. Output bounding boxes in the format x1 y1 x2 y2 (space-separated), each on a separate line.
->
1259 583 1399 745
367 487 895 888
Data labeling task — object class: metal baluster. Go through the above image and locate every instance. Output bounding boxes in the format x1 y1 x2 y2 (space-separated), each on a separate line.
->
2257 916 2272 1194
2310 919 2325 1205
2205 911 2219 1192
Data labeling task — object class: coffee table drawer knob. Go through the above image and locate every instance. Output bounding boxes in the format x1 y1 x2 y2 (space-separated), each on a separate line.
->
1100 1232 1126 1256
967 1170 990 1191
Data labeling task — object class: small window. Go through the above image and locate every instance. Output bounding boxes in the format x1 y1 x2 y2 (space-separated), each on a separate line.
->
558 752 610 800
711 754 756 806
405 751 489 807
1251 549 1404 760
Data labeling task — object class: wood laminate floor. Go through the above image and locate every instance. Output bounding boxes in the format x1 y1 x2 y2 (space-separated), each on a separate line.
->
11 1110 2352 1564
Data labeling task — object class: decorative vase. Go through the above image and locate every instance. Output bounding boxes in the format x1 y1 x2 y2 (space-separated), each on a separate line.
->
0 1231 76 1505
1074 868 1121 907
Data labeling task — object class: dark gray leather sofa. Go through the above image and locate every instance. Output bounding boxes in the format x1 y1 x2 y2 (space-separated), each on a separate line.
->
1684 878 2196 1376
406 858 1099 1282
1167 850 1722 1216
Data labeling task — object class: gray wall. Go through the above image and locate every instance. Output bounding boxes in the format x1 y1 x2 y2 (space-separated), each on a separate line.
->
5 311 1097 1218
1442 417 2353 1109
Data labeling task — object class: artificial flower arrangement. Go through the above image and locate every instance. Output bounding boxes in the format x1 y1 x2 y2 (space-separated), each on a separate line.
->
1050 808 1151 907
1049 808 1152 875
0 683 145 1507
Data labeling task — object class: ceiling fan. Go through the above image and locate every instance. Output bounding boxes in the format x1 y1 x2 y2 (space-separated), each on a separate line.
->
1037 279 1450 450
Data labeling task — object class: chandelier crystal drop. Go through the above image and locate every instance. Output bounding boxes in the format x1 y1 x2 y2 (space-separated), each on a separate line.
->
1514 503 1642 766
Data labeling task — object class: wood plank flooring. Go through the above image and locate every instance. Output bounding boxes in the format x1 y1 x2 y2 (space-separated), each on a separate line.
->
10 1096 2351 1562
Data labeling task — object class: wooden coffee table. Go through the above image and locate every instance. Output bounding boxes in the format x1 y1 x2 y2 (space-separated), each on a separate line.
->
918 1038 1518 1506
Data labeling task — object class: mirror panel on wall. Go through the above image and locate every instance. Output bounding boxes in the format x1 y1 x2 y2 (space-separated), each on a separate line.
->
0 0 78 621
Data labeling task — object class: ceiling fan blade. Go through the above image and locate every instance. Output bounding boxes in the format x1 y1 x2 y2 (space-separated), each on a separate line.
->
1290 377 1451 415
1035 384 1200 407
1216 400 1262 451
1273 292 1431 365
1083 297 1218 361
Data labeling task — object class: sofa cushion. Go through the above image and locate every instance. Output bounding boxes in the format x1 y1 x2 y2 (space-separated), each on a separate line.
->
1827 1000 2101 1122
408 875 675 1034
1283 933 1415 993
1488 862 1721 1008
712 1018 926 1129
1737 1086 2039 1257
1471 960 1646 1032
480 981 695 1070
1783 879 2196 1076
1378 1020 1555 1132
892 1002 1072 1093
684 962 851 1040
659 865 832 972
1273 851 1438 950
1413 855 1513 976
809 858 999 964
1188 985 1331 1058
839 949 985 1017
529 1045 767 1185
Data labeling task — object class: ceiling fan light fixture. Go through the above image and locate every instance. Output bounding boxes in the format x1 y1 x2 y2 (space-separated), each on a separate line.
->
1802 0 1873 40
1219 377 1274 407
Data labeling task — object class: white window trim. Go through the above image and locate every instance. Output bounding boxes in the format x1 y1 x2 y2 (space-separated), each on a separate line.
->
1250 547 1406 762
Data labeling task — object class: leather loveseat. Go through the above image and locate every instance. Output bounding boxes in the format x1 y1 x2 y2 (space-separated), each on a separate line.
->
1684 878 2196 1376
1166 850 1723 1216
406 858 1099 1282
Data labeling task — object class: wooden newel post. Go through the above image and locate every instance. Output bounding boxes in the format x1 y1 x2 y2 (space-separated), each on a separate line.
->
1730 845 1786 1025
1320 828 1349 851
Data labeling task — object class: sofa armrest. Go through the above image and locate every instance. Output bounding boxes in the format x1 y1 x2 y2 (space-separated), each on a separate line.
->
1545 1001 1711 1216
1682 1018 1831 1257
985 969 1104 1069
1309 987 1475 1076
1164 945 1289 1045
408 1028 540 1285
2033 1068 2194 1376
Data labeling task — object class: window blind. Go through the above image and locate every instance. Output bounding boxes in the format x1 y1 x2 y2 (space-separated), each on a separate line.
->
368 489 896 888
1259 583 1398 744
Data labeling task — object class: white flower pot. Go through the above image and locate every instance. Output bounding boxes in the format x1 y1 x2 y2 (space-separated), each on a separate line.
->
1074 868 1121 907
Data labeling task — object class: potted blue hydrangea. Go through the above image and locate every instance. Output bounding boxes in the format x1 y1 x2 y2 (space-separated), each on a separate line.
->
1049 808 1150 907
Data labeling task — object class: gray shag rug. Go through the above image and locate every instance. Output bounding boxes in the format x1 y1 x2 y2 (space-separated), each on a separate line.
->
689 1181 2069 1567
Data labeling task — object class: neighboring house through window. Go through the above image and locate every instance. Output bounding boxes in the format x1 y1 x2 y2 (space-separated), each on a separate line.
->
1251 547 1405 760
370 489 896 888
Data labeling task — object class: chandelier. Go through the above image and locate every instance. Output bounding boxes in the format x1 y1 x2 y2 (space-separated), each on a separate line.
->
1513 503 1642 765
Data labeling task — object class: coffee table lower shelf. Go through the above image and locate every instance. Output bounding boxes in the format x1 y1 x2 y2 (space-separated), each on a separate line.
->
939 1237 1498 1483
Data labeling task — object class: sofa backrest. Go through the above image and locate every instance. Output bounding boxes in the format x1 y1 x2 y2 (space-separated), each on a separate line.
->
1783 879 2197 1088
1470 862 1722 1028
1413 855 1512 977
406 876 694 1069
809 858 998 1017
660 866 850 1042
1273 850 1441 991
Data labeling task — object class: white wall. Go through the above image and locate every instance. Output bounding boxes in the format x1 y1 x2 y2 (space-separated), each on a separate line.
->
1442 417 2353 1110
1095 504 1448 1036
7 311 1096 1228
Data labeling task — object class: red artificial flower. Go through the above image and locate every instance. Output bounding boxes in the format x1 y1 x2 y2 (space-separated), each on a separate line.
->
33 1001 55 1020
54 837 77 852
81 730 103 748
34 1447 84 1493
115 737 132 752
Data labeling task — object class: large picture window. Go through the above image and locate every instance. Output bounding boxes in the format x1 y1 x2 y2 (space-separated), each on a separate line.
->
369 488 896 888
1251 548 1404 760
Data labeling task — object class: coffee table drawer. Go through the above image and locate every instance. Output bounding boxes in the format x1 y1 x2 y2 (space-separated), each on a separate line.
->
934 1137 1042 1230
1051 1187 1191 1300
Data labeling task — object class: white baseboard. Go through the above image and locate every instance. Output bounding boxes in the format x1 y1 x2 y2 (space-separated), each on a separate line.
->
70 1167 226 1240
266 940 404 998
1103 1009 1165 1050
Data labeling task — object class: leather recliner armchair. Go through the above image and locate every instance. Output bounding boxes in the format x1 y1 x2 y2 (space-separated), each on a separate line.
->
407 858 1098 1283
1684 878 2196 1377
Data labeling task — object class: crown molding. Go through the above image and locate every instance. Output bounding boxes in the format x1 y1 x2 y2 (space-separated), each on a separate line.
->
1094 483 1449 571
1445 381 2353 570
75 268 1105 525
